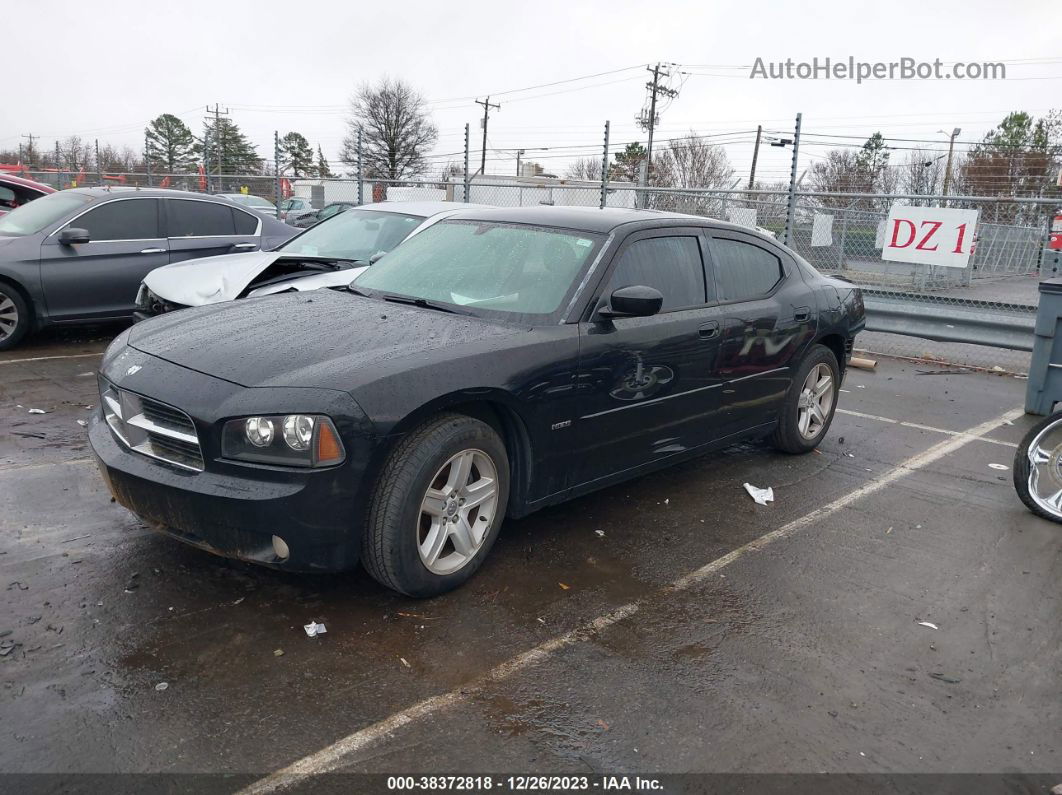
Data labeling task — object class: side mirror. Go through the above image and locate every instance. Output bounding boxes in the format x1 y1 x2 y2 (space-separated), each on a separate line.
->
368 251 387 265
602 285 663 318
58 227 90 246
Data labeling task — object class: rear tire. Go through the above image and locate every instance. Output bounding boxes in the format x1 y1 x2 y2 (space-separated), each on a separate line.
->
770 344 840 454
0 284 30 351
362 413 509 597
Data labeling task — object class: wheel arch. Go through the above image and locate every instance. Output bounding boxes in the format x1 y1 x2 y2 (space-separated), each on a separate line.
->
0 273 36 330
814 332 848 376
374 390 535 518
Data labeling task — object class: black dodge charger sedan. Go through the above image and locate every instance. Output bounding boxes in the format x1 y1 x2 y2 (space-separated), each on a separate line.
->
89 206 864 597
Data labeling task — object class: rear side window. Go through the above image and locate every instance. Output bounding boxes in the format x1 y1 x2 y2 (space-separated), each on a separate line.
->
711 238 784 301
74 199 159 240
168 200 236 237
607 236 705 311
233 209 258 235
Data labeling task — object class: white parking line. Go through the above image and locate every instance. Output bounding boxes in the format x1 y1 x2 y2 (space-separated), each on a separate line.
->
238 406 1025 794
836 408 1018 448
0 352 103 365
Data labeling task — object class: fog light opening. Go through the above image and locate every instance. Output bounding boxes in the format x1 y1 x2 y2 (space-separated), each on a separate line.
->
272 535 290 561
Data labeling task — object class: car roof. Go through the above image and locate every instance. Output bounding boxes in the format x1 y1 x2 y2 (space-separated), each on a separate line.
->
0 173 57 192
65 187 244 202
433 205 756 235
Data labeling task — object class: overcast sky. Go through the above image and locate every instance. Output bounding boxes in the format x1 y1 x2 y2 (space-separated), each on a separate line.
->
5 0 1059 180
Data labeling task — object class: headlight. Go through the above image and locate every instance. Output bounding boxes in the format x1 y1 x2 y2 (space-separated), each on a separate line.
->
222 414 345 468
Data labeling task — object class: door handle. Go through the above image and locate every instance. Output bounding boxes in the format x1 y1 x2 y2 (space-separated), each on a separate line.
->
698 321 720 339
139 248 165 254
232 242 257 250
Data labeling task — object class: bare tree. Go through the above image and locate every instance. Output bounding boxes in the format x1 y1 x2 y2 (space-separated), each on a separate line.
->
340 77 438 180
898 148 944 196
564 157 602 181
652 132 733 189
60 136 90 171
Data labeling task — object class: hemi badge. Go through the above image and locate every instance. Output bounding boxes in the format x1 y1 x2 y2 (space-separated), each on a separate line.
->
551 420 572 430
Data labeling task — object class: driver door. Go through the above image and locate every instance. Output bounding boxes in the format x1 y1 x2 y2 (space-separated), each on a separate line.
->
572 228 726 489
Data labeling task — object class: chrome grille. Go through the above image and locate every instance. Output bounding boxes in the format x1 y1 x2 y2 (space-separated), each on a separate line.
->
100 379 204 472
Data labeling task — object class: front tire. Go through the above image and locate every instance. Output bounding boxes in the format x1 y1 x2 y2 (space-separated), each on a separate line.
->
770 344 840 454
0 285 30 351
362 413 510 597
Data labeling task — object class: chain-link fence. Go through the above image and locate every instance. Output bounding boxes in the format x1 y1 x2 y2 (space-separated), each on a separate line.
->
12 166 1059 372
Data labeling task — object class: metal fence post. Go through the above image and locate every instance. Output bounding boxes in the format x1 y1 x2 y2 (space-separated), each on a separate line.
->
356 127 364 206
95 139 102 187
144 132 152 187
783 112 802 247
273 131 281 219
55 141 62 189
463 123 471 204
599 120 610 210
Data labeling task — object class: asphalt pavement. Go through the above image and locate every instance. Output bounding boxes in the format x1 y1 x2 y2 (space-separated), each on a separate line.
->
1 326 1059 793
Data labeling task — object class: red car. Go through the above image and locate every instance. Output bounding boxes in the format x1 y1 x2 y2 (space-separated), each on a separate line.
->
0 173 56 217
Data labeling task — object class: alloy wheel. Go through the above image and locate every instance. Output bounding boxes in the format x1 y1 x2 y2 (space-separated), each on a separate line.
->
417 448 499 575
1025 418 1062 518
796 363 834 440
0 291 19 343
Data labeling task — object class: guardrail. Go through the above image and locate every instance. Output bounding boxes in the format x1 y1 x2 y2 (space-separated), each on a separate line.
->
863 289 1037 352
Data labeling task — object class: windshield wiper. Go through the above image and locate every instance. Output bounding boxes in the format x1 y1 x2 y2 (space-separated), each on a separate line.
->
346 285 373 297
378 293 471 315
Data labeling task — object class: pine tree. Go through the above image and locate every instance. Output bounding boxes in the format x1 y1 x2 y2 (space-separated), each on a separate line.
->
145 114 197 174
198 118 261 176
280 132 316 177
316 144 333 178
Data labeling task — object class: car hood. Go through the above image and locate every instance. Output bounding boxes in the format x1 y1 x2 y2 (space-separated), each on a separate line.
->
126 288 524 391
144 250 283 306
247 266 367 298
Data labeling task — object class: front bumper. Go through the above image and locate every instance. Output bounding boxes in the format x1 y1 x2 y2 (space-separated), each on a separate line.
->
88 349 375 572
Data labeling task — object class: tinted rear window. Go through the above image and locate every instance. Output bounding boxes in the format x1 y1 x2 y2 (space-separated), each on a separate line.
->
712 238 784 301
233 209 258 235
168 200 236 237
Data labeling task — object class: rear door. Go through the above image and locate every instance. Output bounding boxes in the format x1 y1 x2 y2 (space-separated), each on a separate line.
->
165 198 261 263
707 231 816 435
573 228 726 488
39 197 166 320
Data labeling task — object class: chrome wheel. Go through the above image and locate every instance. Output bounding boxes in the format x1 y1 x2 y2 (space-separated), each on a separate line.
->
796 363 834 440
0 291 18 343
417 448 499 575
1025 419 1062 518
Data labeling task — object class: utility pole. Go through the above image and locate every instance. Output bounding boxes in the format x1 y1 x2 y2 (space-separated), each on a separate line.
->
599 121 610 210
748 125 762 190
783 112 802 247
941 126 961 198
95 139 102 186
515 149 524 177
55 141 62 189
20 133 37 169
205 104 230 191
475 96 500 176
274 130 282 219
640 62 679 174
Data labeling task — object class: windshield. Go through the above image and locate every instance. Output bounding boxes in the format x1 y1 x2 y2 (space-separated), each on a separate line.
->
0 191 93 236
280 208 424 261
353 220 603 321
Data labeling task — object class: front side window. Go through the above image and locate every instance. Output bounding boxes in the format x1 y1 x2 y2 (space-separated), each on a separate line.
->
168 200 236 237
606 236 706 311
354 220 603 321
0 191 93 236
73 199 160 240
281 209 423 262
711 238 784 302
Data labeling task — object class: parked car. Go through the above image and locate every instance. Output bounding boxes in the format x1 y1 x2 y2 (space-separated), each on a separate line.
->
90 206 865 597
0 187 295 349
278 196 315 223
290 201 357 228
0 174 56 217
135 201 489 317
215 193 277 216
